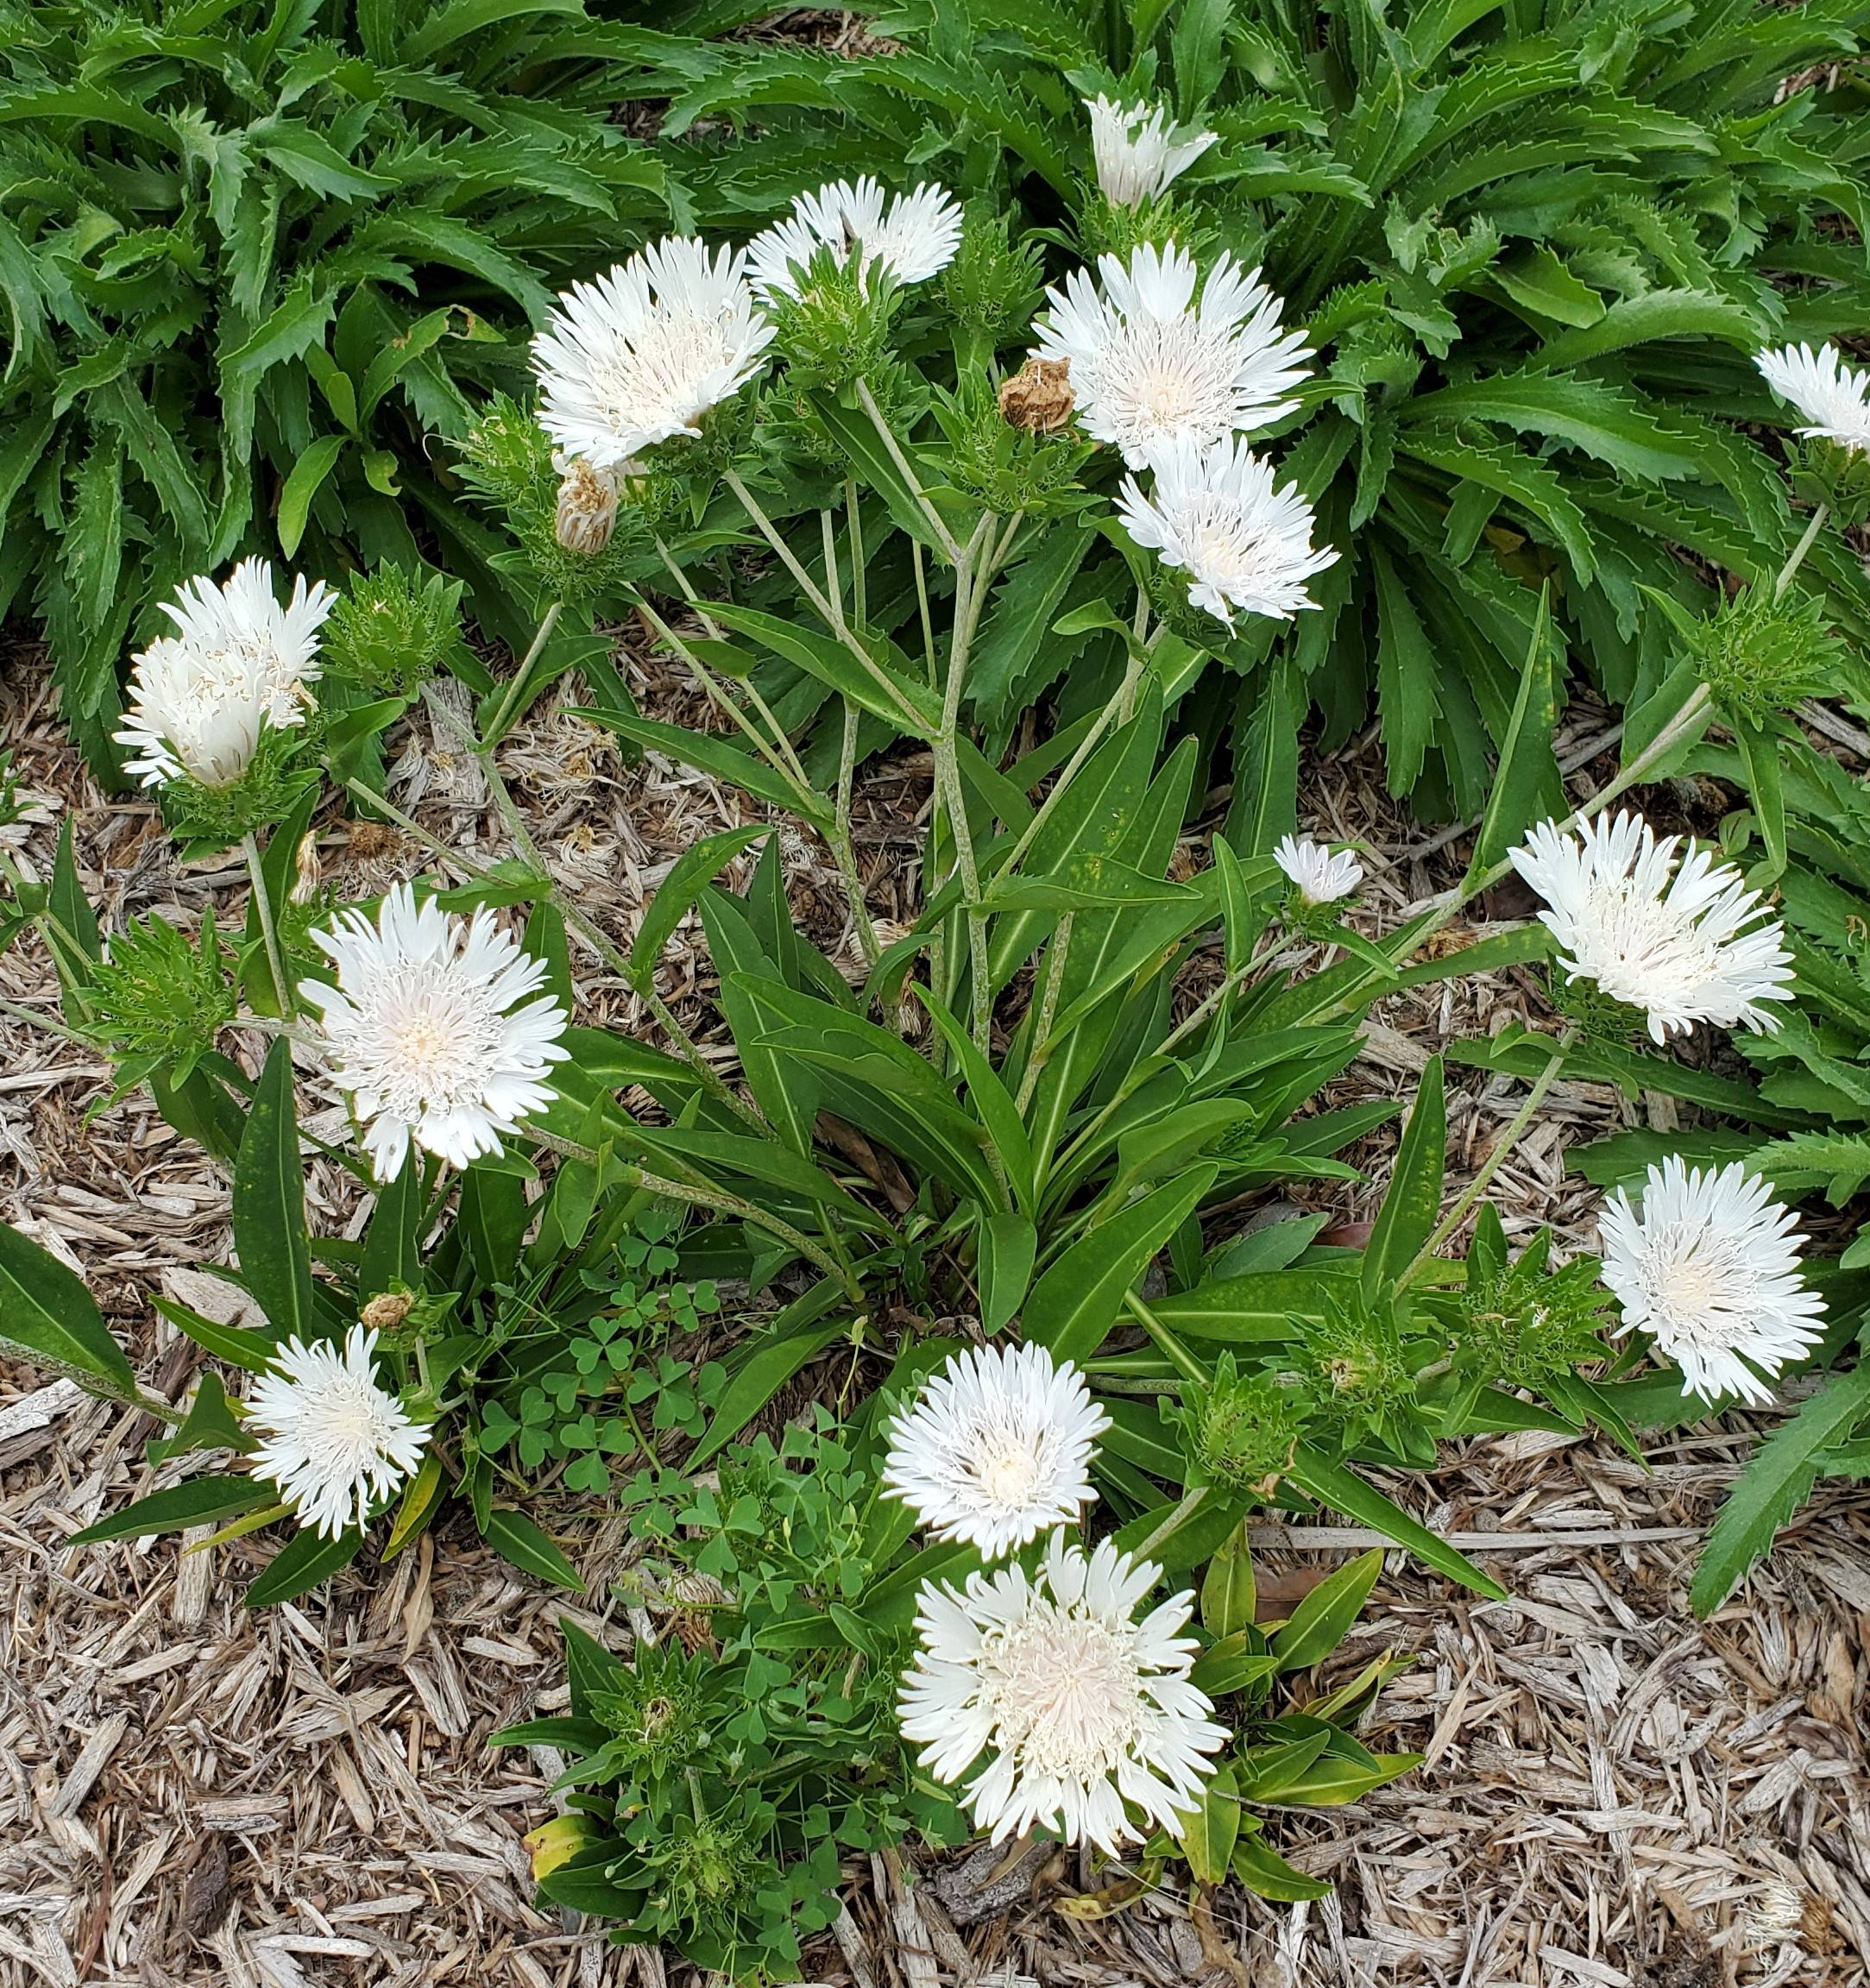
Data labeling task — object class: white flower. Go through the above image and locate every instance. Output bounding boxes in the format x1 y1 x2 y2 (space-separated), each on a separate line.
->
531 237 774 470
1086 95 1218 209
899 1532 1227 1853
880 1343 1110 1558
115 557 331 789
1599 1157 1825 1405
1508 810 1793 1044
1118 433 1337 626
1032 242 1310 469
246 1324 431 1538
746 176 964 300
1274 833 1364 907
1756 342 1870 456
300 883 570 1180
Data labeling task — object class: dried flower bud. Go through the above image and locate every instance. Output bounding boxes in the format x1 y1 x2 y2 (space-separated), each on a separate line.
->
553 452 621 556
668 1568 729 1655
287 830 321 906
360 1291 412 1332
998 355 1074 433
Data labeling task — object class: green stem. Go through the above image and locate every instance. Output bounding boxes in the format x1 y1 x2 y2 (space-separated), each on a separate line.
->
635 595 809 790
0 992 95 1049
1014 911 1072 1117
652 536 725 640
911 539 938 687
1408 1025 1578 1276
1124 1290 1213 1386
1130 1484 1210 1565
935 518 997 1053
242 832 293 1022
485 599 563 742
853 377 964 564
723 468 928 733
1001 651 1144 881
1775 501 1829 600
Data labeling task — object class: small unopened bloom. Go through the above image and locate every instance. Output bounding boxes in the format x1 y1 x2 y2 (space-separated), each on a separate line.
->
1756 343 1870 456
1508 810 1793 1043
359 1291 413 1333
899 1532 1227 1853
300 883 570 1180
1599 1157 1825 1404
532 238 774 469
747 177 964 300
1118 433 1337 626
1086 96 1218 209
554 452 621 555
246 1324 430 1538
116 558 332 789
288 831 322 907
998 355 1075 433
1275 833 1364 907
881 1343 1109 1558
1032 242 1310 469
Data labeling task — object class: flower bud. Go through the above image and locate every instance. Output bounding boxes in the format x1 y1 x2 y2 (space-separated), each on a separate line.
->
360 1291 413 1332
553 453 620 556
287 830 321 906
998 355 1074 434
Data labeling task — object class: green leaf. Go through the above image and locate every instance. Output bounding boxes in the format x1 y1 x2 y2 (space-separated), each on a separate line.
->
1287 1447 1507 1599
1269 1550 1383 1670
72 1474 271 1544
978 1210 1037 1333
1176 1761 1240 1885
707 602 940 737
1231 1828 1332 1902
1361 1054 1444 1303
1200 1519 1256 1639
358 1154 425 1299
482 1507 584 1591
578 705 833 828
688 1280 848 1467
1734 718 1787 881
0 1218 136 1397
1147 1268 1351 1342
1024 1167 1218 1366
1691 1367 1870 1615
631 827 769 985
233 1039 314 1342
911 985 1035 1213
276 433 345 558
1466 589 1563 881
245 1524 364 1607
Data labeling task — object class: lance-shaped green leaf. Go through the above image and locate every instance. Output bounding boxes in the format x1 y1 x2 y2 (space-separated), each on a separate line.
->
0 1217 137 1397
72 1474 273 1544
1362 1054 1445 1302
244 1523 365 1607
1691 1366 1870 1616
630 826 770 987
707 601 940 738
1288 1447 1507 1599
1466 589 1564 883
234 1038 316 1343
1025 1167 1218 1367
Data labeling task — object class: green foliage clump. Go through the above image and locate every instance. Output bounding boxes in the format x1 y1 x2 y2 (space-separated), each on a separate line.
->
82 913 236 1086
324 566 467 702
0 0 671 770
1168 1351 1306 1493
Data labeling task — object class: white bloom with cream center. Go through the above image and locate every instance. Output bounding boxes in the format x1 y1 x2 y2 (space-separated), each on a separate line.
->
899 1533 1227 1853
1032 242 1310 468
1756 342 1870 456
1086 95 1218 208
746 177 964 300
1508 810 1792 1043
1274 833 1364 906
532 237 774 469
1599 1157 1825 1405
300 883 570 1180
246 1324 431 1538
881 1343 1109 1558
1118 433 1337 626
115 557 331 789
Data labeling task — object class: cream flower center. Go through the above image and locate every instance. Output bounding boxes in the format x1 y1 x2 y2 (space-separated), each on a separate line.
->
980 1608 1146 1779
973 1444 1042 1506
